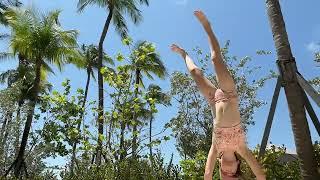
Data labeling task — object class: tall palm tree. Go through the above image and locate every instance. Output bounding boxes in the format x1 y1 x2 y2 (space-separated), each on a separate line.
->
145 84 171 159
67 44 114 174
3 7 78 177
266 0 319 178
129 41 167 157
77 0 149 165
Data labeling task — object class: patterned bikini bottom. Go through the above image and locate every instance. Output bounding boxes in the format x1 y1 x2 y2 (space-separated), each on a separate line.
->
213 122 246 154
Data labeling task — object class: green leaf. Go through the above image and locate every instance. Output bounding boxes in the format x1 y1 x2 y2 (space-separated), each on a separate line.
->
116 53 125 62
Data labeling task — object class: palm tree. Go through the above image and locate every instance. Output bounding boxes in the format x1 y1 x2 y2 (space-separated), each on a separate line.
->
266 0 319 178
145 84 171 159
67 44 114 174
3 7 78 177
77 0 149 165
129 41 167 157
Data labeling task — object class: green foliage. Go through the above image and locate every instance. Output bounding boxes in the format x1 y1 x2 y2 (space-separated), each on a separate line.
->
179 151 208 180
100 39 170 161
38 79 93 157
130 41 168 87
309 53 320 92
68 44 114 80
179 144 318 180
313 141 320 170
241 145 301 179
61 151 180 180
4 7 78 68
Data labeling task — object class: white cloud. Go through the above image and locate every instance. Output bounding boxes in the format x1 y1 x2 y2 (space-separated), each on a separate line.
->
175 0 188 6
307 42 320 52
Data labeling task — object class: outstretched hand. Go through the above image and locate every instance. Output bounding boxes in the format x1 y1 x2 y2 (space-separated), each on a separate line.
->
170 44 186 57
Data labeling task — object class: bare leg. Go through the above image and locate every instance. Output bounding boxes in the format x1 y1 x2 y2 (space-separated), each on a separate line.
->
194 10 236 91
171 44 217 101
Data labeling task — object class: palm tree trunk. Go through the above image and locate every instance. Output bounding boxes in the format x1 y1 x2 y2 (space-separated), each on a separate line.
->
132 69 140 158
149 107 153 160
266 0 319 179
96 8 113 166
70 68 91 174
0 114 9 141
14 104 22 158
13 61 41 177
0 113 10 154
0 112 12 170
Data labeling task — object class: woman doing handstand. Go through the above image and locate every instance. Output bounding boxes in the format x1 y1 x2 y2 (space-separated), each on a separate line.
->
171 10 266 180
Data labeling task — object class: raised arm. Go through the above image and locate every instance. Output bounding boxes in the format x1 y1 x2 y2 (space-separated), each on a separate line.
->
171 44 217 103
237 145 266 180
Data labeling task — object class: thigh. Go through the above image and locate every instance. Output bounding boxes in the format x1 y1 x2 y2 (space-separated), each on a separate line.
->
212 57 236 91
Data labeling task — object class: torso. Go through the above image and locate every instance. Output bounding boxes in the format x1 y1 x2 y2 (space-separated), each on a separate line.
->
209 88 241 127
208 89 246 155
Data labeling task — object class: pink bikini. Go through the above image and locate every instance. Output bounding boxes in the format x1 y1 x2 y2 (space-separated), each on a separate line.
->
209 89 246 155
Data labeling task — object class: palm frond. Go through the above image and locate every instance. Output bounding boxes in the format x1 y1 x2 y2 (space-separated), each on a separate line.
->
112 10 128 38
103 54 114 66
146 84 171 106
116 0 142 25
137 107 152 121
146 52 168 79
90 68 96 81
7 0 22 7
44 9 62 26
0 69 16 84
0 0 22 25
77 0 108 12
138 0 149 6
0 33 10 40
0 52 14 62
40 65 49 82
41 61 55 75
5 6 79 85
130 41 168 83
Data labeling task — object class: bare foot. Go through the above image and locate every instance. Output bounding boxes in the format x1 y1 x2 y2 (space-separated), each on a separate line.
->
170 44 186 55
194 10 210 25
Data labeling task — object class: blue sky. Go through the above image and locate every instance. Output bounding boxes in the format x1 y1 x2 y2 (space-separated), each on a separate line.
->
1 0 319 170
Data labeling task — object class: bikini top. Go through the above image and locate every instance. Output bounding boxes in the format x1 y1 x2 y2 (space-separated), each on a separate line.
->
210 88 238 104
